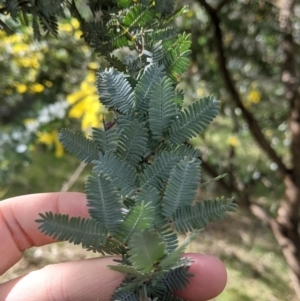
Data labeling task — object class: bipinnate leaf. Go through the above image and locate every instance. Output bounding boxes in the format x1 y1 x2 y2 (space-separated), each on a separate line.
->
93 152 138 196
58 129 99 163
139 152 181 190
168 96 220 144
158 230 200 270
128 229 166 274
97 68 134 114
135 186 161 206
162 157 201 217
149 76 177 140
116 120 148 166
108 264 144 277
164 33 191 81
172 198 237 232
156 225 178 254
92 127 118 154
86 173 122 234
115 201 154 244
36 212 107 249
154 0 176 15
134 63 165 113
162 265 193 292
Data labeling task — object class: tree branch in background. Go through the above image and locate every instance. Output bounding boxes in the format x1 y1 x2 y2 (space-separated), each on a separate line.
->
197 0 288 178
196 0 300 296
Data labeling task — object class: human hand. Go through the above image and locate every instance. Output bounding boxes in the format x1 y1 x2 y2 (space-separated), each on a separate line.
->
0 192 227 301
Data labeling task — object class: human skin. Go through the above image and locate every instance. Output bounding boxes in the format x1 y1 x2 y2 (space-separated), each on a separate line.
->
0 192 227 301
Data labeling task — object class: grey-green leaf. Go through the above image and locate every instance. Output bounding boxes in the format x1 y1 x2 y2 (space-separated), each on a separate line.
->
36 212 107 249
97 68 134 114
172 198 237 232
128 229 166 274
58 129 99 163
86 173 122 234
162 157 201 218
115 201 155 244
117 120 148 166
168 96 220 145
93 152 138 197
149 76 177 140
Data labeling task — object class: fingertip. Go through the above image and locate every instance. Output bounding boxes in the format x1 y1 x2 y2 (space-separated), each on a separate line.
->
176 253 227 301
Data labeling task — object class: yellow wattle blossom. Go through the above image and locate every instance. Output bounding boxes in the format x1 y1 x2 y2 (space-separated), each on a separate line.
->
67 71 106 132
37 130 64 158
227 135 239 147
16 84 28 94
71 18 80 30
247 89 261 104
12 43 30 54
43 80 53 88
29 83 44 93
59 23 73 33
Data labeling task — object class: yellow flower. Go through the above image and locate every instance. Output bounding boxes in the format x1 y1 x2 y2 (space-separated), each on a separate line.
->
43 80 53 88
68 100 86 119
37 130 64 158
71 18 80 30
88 62 99 70
16 84 28 94
29 83 44 93
247 89 261 104
12 43 29 54
37 131 56 145
75 30 83 40
227 136 239 147
67 90 87 104
60 23 73 33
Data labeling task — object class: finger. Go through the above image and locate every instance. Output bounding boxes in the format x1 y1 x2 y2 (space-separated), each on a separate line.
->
0 254 226 301
0 257 123 301
176 253 227 301
0 192 89 274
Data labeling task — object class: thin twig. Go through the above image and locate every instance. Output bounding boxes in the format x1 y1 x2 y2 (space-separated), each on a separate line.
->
60 161 87 192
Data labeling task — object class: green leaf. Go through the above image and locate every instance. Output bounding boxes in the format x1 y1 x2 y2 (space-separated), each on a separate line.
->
168 96 220 145
87 238 127 255
123 4 155 27
93 152 138 196
154 0 176 15
58 129 99 163
86 173 122 234
172 198 237 232
135 186 161 206
108 264 144 277
92 127 118 154
149 76 177 140
117 120 148 166
162 265 192 292
36 212 107 249
162 157 201 217
97 68 134 114
115 202 155 244
156 225 178 254
128 229 166 274
134 63 165 113
139 152 181 190
163 33 192 81
158 231 200 270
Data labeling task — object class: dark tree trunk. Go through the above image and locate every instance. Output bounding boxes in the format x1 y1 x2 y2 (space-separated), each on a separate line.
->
273 0 300 296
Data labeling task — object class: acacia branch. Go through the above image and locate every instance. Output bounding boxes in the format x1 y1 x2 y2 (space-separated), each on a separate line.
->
197 0 288 177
